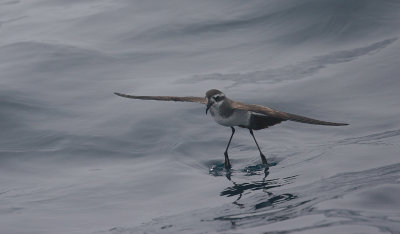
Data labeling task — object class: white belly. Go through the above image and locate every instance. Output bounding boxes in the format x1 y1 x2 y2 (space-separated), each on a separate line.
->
210 107 250 127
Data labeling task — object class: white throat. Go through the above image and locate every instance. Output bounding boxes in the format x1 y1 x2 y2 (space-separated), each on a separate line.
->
209 101 250 127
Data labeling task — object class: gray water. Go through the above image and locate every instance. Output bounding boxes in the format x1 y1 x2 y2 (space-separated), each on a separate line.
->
1 1 400 233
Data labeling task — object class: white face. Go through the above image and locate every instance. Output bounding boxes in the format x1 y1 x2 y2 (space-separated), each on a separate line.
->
206 92 226 115
210 93 225 108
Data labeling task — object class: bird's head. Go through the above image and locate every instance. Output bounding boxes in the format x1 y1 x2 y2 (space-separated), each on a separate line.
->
205 89 226 115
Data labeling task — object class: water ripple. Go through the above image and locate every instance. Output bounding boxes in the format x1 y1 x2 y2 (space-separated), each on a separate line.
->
181 38 397 86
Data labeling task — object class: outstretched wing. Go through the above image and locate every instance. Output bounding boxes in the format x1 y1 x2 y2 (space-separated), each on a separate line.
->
232 101 348 126
114 92 207 104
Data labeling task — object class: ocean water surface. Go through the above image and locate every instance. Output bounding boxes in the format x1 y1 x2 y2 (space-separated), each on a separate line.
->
1 0 400 233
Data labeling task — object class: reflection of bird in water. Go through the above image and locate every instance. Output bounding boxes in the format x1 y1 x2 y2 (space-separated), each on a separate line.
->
115 89 348 169
223 169 270 208
222 171 298 210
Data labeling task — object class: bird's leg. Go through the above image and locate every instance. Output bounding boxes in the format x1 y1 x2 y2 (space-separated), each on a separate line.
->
224 127 235 169
249 129 268 166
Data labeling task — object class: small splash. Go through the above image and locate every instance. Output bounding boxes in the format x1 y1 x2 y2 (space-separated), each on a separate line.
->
209 163 226 177
208 159 277 177
242 164 268 176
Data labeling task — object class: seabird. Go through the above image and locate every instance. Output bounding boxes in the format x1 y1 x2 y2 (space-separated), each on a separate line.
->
115 89 348 169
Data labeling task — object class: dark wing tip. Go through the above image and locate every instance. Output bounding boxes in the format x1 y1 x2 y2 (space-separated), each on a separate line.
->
316 121 349 126
114 92 126 97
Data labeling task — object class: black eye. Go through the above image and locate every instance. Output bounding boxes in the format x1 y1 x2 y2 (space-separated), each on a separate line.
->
214 96 222 102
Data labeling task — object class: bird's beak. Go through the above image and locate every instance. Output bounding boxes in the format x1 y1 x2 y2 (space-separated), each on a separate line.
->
206 100 212 115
